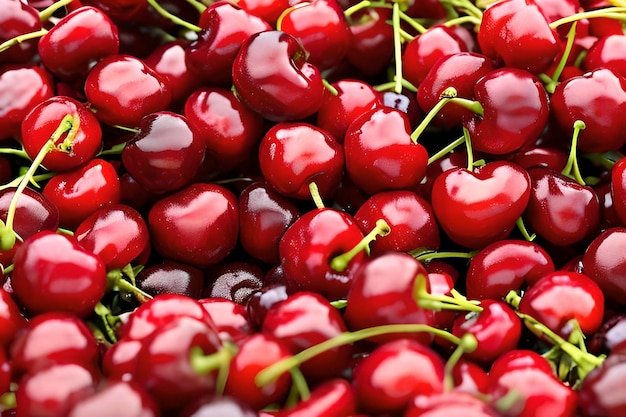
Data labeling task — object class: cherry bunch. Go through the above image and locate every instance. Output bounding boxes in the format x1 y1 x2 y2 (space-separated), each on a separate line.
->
1 0 626 415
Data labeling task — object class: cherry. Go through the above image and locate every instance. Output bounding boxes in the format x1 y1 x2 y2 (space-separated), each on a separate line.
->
276 378 357 417
431 160 532 250
21 95 103 172
232 30 325 122
379 89 423 127
177 395 258 417
9 312 100 377
352 338 446 415
14 362 98 417
451 300 522 365
245 284 289 330
583 34 626 78
0 65 54 140
477 0 562 74
353 190 440 255
316 78 382 142
38 6 119 81
278 0 352 71
187 1 271 87
224 333 292 410
199 298 253 343
488 349 555 380
407 393 501 417
278 207 365 301
183 87 265 174
84 54 172 128
578 352 626 417
136 260 205 299
344 252 436 346
0 187 59 245
0 287 26 347
450 359 490 395
582 227 626 305
11 231 107 318
518 270 605 338
236 0 302 27
147 182 239 268
345 6 393 77
611 156 626 226
101 337 143 380
465 239 555 301
42 158 121 229
588 314 626 355
204 261 264 305
344 107 428 195
74 203 149 271
66 379 160 417
0 0 42 65
551 68 626 153
238 181 300 264
121 111 206 194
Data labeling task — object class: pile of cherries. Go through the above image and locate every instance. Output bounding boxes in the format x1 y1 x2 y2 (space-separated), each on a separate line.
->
2 0 626 415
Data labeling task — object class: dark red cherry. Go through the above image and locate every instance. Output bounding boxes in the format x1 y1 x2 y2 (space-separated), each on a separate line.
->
345 7 393 77
66 379 160 417
204 261 264 305
582 227 626 305
198 298 253 343
0 187 59 242
136 260 205 299
0 0 42 65
578 352 626 417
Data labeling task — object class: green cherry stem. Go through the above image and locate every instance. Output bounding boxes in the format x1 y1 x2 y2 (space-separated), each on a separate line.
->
38 0 75 21
427 135 466 165
515 217 536 241
0 28 48 54
106 269 153 303
398 10 427 34
329 219 391 272
411 87 458 143
189 342 238 395
413 272 483 312
255 323 463 387
561 120 586 186
322 79 339 96
542 21 578 94
463 127 475 170
410 247 477 263
392 2 404 94
308 182 325 209
185 0 207 13
146 0 202 32
550 6 626 29
443 333 479 390
443 14 482 27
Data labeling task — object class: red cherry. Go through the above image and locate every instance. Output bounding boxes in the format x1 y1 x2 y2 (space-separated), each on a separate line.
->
611 157 626 225
38 6 119 81
199 298 253 343
583 34 626 78
232 30 325 121
345 7 393 77
258 122 344 201
0 187 59 242
236 0 303 26
147 183 239 268
11 231 107 318
101 338 142 381
407 391 500 417
488 349 555 380
0 0 42 65
84 54 172 127
278 378 357 417
578 352 626 417
582 227 626 305
203 261 264 305
0 287 26 347
121 111 206 194
66 379 160 417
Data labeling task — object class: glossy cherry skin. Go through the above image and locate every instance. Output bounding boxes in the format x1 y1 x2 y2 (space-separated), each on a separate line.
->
204 261 264 305
352 338 445 415
224 333 292 410
11 231 107 318
551 68 626 153
578 352 626 417
354 190 440 255
0 187 59 243
42 158 121 229
236 0 302 26
451 359 491 395
344 107 428 195
344 252 435 346
147 183 239 268
452 300 522 365
582 227 626 305
261 291 353 381
74 204 149 270
38 6 119 81
183 87 265 174
465 239 555 300
14 362 99 417
84 54 172 127
178 395 258 417
583 34 626 78
277 378 357 417
245 283 289 330
524 167 601 247
431 161 532 250
0 65 55 140
316 79 382 142
519 271 605 338
232 30 325 121
345 7 393 77
278 208 364 301
0 0 41 64
135 260 204 299
477 0 561 74
134 316 223 412
122 111 206 194
101 337 143 381
187 1 271 86
464 68 550 155
278 0 352 71
66 379 160 417
9 312 100 377
0 287 26 347
199 298 253 343
407 391 500 417
21 95 103 172
259 122 344 201
238 182 300 264
611 156 626 225
488 349 555 380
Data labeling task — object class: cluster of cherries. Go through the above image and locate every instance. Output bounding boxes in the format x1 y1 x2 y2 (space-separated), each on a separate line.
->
2 0 626 415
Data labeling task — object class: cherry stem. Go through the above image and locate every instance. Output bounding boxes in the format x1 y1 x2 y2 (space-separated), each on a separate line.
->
440 0 484 21
561 120 586 186
583 151 621 170
288 367 311 403
411 247 477 263
343 0 392 18
146 0 202 32
443 14 482 27
398 10 427 34
0 28 48 54
427 135 465 165
106 268 153 303
255 323 463 387
550 6 626 29
374 77 417 93
392 2 403 94
329 219 391 272
443 333 479 390
413 273 483 312
308 182 325 209
515 217 536 241
189 342 238 395
322 79 338 96
94 302 121 343
463 127 475 170
411 87 458 143
0 147 30 160
543 21 578 94
185 0 207 13
0 173 55 192
38 0 74 21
